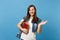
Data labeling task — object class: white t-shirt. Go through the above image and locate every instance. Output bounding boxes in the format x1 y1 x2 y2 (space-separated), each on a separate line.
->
20 18 36 40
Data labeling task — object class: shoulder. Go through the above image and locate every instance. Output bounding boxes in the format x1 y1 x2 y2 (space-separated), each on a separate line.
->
22 16 26 19
20 17 25 22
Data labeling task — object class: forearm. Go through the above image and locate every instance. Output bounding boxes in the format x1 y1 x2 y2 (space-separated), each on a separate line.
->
17 24 23 31
37 25 42 34
17 23 28 34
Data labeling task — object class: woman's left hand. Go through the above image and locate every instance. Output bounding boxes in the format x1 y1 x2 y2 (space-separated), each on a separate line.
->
39 20 48 26
37 20 47 34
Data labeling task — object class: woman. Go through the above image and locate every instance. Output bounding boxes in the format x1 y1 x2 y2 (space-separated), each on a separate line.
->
17 5 47 40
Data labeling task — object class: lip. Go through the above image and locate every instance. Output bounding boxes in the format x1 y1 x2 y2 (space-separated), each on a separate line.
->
30 12 34 14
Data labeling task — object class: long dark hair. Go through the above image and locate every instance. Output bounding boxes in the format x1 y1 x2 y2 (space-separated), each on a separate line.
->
24 5 39 23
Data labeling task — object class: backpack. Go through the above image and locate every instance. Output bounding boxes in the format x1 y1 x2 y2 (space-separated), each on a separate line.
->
16 17 42 39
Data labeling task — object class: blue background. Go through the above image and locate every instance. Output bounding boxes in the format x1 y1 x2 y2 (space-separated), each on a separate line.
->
0 0 60 40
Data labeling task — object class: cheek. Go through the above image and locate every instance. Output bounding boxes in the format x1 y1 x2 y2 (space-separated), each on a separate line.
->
29 11 31 13
29 10 35 15
29 10 35 13
33 10 35 13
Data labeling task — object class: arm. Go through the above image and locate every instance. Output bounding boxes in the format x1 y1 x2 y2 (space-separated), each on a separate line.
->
17 19 24 31
17 19 28 34
37 23 42 34
37 20 47 34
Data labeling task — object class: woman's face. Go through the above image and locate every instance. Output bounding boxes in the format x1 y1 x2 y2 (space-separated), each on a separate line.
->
29 7 35 16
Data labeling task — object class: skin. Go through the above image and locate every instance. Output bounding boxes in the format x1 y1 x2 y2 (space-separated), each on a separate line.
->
37 20 47 34
29 7 35 17
17 7 47 34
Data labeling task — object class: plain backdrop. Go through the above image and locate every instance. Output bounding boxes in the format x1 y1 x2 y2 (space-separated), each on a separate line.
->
0 0 60 40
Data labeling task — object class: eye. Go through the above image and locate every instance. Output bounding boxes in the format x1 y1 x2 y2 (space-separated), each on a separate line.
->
32 9 34 10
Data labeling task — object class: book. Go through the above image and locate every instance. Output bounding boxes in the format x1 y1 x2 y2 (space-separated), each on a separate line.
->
21 22 29 29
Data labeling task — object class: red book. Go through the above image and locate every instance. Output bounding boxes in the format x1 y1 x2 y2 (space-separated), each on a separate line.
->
22 22 29 29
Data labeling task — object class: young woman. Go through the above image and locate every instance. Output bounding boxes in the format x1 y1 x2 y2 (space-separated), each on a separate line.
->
17 5 47 40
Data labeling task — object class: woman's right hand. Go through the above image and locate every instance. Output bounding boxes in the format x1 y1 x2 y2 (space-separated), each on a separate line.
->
22 28 29 34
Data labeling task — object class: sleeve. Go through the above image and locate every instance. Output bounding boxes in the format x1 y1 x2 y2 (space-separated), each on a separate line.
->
19 17 25 26
20 17 25 22
18 17 25 25
20 19 24 23
37 18 42 24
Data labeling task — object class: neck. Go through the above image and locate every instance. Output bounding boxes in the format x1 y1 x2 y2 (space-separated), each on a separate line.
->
30 16 33 19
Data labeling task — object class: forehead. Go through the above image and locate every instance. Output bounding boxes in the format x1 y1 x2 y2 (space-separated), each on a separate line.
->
29 7 34 9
